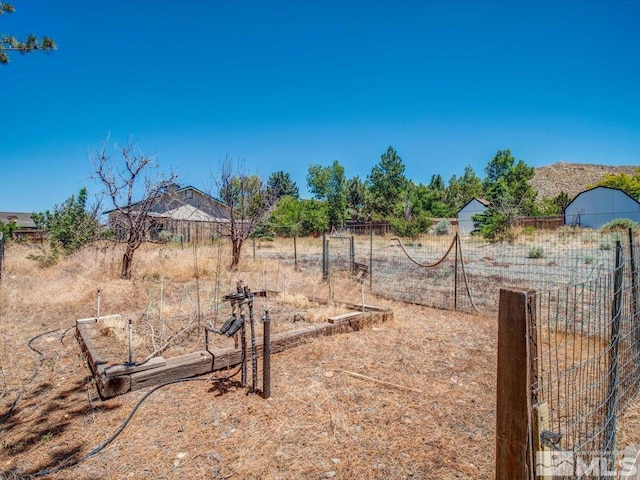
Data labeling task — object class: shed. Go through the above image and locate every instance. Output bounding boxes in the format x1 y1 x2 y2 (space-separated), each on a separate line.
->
563 186 640 229
457 198 490 234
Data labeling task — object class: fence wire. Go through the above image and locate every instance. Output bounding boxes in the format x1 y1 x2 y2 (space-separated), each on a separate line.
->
251 228 637 315
530 235 640 479
366 229 630 313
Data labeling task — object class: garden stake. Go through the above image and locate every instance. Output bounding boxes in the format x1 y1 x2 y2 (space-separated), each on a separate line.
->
246 286 258 392
240 315 247 386
128 319 134 365
262 309 271 399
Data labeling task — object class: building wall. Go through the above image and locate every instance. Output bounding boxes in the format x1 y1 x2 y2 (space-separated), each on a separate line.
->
564 187 640 229
458 199 487 234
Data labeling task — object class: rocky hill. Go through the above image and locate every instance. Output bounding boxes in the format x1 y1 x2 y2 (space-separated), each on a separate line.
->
531 162 638 199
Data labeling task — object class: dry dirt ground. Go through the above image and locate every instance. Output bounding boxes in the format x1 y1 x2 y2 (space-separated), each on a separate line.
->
0 240 638 479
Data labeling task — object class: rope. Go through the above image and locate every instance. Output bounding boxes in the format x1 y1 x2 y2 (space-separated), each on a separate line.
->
391 235 457 268
456 237 480 313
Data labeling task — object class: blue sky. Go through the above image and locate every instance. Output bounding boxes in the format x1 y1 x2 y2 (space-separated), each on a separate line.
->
1 0 638 213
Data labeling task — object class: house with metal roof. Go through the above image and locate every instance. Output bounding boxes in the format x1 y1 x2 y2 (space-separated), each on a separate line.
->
0 211 45 240
105 185 230 243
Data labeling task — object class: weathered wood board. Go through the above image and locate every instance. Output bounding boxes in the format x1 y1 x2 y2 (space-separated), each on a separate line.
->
77 303 392 398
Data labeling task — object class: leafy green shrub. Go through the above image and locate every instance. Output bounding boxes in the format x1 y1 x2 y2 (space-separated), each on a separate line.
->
600 218 640 232
432 219 450 235
0 219 18 239
522 226 535 237
27 242 61 267
599 241 612 251
527 246 544 259
584 256 594 264
31 187 100 255
390 214 431 238
250 223 275 241
158 230 173 244
474 210 516 243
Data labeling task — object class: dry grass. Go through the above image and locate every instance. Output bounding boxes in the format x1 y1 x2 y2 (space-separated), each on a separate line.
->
0 238 636 479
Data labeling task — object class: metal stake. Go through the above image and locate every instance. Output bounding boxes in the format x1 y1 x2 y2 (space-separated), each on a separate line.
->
262 309 271 399
128 319 134 364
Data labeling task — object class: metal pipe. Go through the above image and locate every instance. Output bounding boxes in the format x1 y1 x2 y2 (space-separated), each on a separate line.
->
262 309 271 399
248 290 257 392
96 289 101 320
128 319 134 364
240 316 247 386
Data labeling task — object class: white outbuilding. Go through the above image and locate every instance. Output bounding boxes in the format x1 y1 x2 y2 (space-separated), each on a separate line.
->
563 186 640 229
457 198 490 234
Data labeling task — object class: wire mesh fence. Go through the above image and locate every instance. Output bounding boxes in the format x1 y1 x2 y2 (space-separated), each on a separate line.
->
0 232 4 282
250 228 638 315
528 234 640 478
365 229 629 313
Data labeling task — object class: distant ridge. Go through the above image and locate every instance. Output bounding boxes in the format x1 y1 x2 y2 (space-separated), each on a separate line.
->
531 162 639 199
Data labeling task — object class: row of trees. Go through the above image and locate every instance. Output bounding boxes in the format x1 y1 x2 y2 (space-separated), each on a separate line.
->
266 147 567 239
9 139 637 279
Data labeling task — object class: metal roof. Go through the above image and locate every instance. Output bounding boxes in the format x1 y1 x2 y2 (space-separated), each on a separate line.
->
0 212 38 229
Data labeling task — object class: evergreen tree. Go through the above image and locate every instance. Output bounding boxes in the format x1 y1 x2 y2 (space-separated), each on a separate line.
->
477 149 537 240
346 176 368 222
267 170 299 199
1 3 56 64
367 146 408 219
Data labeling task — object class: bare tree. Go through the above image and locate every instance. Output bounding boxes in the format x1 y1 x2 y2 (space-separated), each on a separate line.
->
91 136 177 279
214 157 277 270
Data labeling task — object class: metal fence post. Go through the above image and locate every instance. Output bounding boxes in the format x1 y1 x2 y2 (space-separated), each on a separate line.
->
454 234 459 310
604 241 624 461
369 229 373 292
349 235 355 275
629 229 639 356
322 234 328 281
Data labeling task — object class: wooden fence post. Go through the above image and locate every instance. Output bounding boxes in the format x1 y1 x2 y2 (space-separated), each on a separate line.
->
496 289 534 480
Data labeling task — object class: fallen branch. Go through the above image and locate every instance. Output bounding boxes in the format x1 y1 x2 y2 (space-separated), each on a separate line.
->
336 369 423 393
141 317 198 364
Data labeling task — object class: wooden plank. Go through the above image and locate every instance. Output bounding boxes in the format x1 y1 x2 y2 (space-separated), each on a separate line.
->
495 289 532 480
100 375 131 398
76 321 134 398
328 312 361 324
79 304 391 396
130 350 213 391
104 357 166 377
